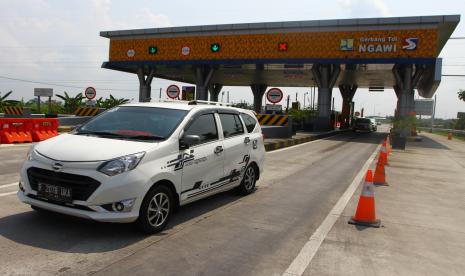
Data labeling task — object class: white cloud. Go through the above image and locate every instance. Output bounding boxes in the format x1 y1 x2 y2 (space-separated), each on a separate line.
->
338 0 391 17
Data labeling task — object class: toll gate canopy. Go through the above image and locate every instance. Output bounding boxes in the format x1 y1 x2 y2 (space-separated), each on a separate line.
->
100 15 459 132
101 15 458 96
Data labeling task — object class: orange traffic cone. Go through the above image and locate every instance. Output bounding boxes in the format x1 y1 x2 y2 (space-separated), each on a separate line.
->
374 160 388 186
380 142 389 166
348 170 381 228
386 138 392 154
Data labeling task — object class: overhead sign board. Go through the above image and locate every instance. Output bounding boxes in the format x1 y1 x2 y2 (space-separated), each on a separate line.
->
414 99 434 116
166 85 180 99
266 88 283 104
458 112 465 119
34 88 53 97
84 87 97 100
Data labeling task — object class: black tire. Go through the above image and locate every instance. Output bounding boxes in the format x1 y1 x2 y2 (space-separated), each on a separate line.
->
136 185 174 234
237 164 257 195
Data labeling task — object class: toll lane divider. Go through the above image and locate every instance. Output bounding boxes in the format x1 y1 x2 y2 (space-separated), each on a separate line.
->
3 106 23 115
0 118 58 144
75 107 100 116
265 130 348 152
256 114 289 126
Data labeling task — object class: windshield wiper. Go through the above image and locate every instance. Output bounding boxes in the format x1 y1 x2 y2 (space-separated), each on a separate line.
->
75 131 124 137
126 135 165 141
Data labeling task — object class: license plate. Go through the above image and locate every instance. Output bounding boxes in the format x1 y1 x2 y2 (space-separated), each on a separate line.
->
37 183 72 203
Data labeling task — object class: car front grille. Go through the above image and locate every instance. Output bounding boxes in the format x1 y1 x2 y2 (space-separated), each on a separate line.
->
27 167 101 201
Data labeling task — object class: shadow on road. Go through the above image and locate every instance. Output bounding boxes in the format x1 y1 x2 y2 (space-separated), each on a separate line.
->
408 135 450 150
0 190 242 254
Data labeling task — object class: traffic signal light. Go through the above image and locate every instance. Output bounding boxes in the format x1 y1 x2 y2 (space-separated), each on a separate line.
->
148 46 158 55
210 43 220 53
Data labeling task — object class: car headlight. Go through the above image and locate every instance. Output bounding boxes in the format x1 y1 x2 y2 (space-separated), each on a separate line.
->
26 145 36 161
98 152 145 176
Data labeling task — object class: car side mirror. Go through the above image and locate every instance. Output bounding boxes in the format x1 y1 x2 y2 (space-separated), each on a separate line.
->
179 134 201 150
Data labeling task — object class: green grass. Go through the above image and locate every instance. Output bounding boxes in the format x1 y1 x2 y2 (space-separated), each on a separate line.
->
431 130 465 142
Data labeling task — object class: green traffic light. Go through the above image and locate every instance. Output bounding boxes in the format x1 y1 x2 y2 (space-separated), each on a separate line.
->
148 46 158 55
211 43 220 53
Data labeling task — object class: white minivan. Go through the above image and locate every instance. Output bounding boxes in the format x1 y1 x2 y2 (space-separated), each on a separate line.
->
18 101 265 233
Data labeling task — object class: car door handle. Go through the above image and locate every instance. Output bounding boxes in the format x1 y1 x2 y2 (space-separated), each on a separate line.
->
244 137 251 144
214 146 223 154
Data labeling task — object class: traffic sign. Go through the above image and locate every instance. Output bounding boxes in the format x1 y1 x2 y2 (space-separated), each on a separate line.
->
166 85 180 99
266 88 283 104
181 46 190 56
84 87 96 100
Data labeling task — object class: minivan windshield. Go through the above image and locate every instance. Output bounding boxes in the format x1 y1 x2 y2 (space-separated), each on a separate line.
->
76 106 188 141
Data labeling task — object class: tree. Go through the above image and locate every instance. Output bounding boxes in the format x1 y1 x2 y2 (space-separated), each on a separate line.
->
0 90 13 112
96 95 130 109
56 91 83 114
458 89 465 102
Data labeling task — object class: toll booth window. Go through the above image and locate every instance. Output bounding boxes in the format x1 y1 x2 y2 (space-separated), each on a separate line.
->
240 113 257 133
219 113 244 138
184 114 218 145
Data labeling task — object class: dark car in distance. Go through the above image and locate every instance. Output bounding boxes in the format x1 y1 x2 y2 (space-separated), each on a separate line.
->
353 118 376 132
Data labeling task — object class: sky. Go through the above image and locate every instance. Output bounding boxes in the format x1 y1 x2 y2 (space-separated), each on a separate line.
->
0 0 464 118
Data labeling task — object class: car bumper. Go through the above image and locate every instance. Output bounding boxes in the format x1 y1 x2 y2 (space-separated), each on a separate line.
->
18 191 139 223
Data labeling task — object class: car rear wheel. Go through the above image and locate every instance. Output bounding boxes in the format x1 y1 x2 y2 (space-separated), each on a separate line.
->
136 185 173 234
237 165 257 195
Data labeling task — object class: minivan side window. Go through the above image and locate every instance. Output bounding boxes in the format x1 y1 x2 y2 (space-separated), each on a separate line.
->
240 113 257 133
184 114 218 146
219 113 244 138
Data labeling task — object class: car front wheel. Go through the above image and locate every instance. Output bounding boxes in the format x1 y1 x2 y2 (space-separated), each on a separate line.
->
137 185 173 234
237 165 257 195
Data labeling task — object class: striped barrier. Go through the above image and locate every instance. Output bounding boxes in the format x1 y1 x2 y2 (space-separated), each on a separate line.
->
75 107 100 116
256 114 289 126
3 106 23 115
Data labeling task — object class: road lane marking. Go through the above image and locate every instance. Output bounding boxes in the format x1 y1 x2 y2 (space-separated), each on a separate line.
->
0 191 17 197
282 144 381 276
267 139 322 154
0 183 18 189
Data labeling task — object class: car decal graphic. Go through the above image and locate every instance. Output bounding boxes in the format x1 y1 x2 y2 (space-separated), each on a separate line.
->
167 153 195 171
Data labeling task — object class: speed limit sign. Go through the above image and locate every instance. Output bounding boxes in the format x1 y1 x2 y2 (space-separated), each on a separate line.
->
266 88 283 104
166 85 180 99
84 87 96 100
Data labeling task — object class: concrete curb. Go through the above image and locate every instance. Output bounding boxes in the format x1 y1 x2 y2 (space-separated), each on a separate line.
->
58 126 73 132
265 130 346 152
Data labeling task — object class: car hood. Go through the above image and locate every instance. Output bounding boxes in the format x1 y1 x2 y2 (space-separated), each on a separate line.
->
35 133 159 162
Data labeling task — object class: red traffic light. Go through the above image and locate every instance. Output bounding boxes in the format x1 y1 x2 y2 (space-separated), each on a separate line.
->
278 42 288 51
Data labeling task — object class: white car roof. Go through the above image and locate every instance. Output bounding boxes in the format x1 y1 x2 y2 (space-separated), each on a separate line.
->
120 101 254 114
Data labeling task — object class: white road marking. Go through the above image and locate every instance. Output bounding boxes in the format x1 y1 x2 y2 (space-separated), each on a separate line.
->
0 191 17 197
0 183 18 189
0 143 34 149
282 144 381 276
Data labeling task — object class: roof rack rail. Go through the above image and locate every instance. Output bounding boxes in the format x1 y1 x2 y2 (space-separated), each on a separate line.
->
188 100 233 107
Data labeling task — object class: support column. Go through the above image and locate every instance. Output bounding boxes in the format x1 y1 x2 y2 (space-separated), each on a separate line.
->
250 84 267 114
137 68 155 102
339 84 357 129
208 83 223 102
195 65 214 101
392 64 425 148
312 64 341 130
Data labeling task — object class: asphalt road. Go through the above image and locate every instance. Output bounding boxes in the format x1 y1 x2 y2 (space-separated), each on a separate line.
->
0 130 386 275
